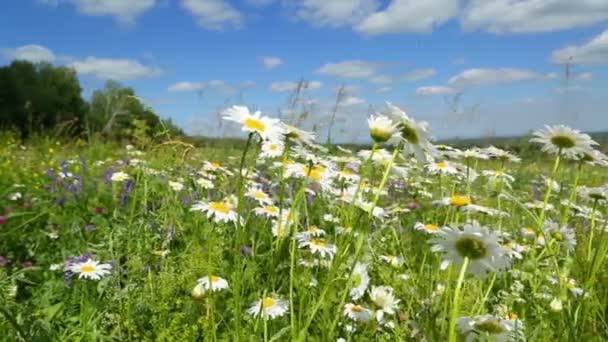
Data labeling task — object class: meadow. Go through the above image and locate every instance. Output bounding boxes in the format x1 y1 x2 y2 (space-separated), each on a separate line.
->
1 104 608 341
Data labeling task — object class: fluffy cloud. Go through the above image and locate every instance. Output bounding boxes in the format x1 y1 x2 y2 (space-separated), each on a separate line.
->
168 81 205 92
270 80 322 92
356 0 459 35
551 29 608 65
261 56 283 70
41 0 157 24
416 86 457 95
403 68 436 81
369 75 393 85
70 57 163 80
289 0 379 27
1 44 56 63
376 86 393 93
462 0 608 33
341 96 366 106
181 0 242 30
448 68 540 86
317 60 378 79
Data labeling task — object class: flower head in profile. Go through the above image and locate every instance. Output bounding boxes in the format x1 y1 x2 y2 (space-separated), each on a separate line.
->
247 295 289 320
193 275 229 297
110 171 130 182
458 314 525 341
415 222 442 234
430 223 511 277
384 102 434 162
260 140 284 159
298 237 337 259
190 200 240 223
530 125 597 159
343 303 373 322
368 114 398 143
369 286 400 322
67 258 112 280
222 105 284 141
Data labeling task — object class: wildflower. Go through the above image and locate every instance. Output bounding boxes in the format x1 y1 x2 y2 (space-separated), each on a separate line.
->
246 187 273 205
222 105 284 141
426 161 460 176
254 205 280 218
260 140 284 158
384 103 434 161
248 296 289 320
370 286 400 322
578 185 608 205
531 125 597 159
190 200 240 223
168 181 184 191
435 195 472 208
368 114 398 143
414 222 441 234
379 255 405 267
483 146 521 163
110 171 130 182
542 221 576 252
195 177 215 189
282 124 316 146
457 314 525 341
343 303 373 322
196 275 229 293
430 223 511 277
349 262 370 300
8 192 22 201
482 169 515 185
67 258 112 280
298 238 337 259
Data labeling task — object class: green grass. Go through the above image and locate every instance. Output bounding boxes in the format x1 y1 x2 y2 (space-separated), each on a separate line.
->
1 133 608 341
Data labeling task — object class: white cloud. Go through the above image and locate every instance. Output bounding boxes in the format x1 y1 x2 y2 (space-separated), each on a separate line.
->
403 68 436 81
551 29 608 65
462 0 608 34
376 86 393 93
576 72 593 81
1 44 56 63
41 0 157 24
369 75 393 85
181 0 242 30
341 96 366 106
317 60 378 79
289 0 379 27
448 68 540 86
70 57 163 80
168 81 205 92
270 80 322 92
245 0 275 6
416 86 457 95
356 0 459 35
261 56 283 70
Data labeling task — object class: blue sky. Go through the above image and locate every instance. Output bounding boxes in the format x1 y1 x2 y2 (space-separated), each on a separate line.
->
1 0 607 142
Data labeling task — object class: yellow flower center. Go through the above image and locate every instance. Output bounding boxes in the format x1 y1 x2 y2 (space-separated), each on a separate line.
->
550 135 576 149
262 297 276 308
244 118 266 132
455 236 488 259
351 305 363 313
265 206 279 213
211 162 221 168
436 162 448 169
425 224 439 231
209 275 220 282
80 265 95 273
269 144 278 150
254 191 267 199
450 195 472 207
209 202 231 214
305 166 325 181
311 239 328 248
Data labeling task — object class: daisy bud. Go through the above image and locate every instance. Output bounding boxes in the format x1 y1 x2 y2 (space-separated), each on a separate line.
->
368 115 397 143
191 283 206 300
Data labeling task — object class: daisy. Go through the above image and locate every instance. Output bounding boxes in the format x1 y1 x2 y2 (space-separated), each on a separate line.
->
430 223 511 277
482 169 515 184
369 286 400 322
67 258 112 280
384 103 434 162
254 205 280 218
435 195 473 208
414 222 442 234
323 213 340 223
296 226 326 239
368 114 398 143
483 146 521 163
457 314 525 341
579 149 608 167
271 210 297 238
168 181 184 192
426 161 460 176
531 125 597 159
542 221 576 252
195 177 215 189
190 200 240 223
336 225 354 235
110 171 130 182
260 140 284 159
222 106 284 141
282 124 316 146
246 187 273 205
343 303 373 322
196 275 229 292
578 185 608 205
349 262 370 300
379 255 405 267
298 238 337 259
248 295 289 320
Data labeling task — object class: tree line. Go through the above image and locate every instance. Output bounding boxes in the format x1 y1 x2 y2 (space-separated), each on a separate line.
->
0 60 182 141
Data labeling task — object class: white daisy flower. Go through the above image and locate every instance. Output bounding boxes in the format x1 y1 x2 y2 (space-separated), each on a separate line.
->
542 221 576 252
414 222 442 234
349 262 370 300
260 140 284 159
247 296 289 320
168 181 184 192
430 223 511 277
368 114 398 143
254 205 281 218
343 303 373 322
457 314 525 341
298 238 337 259
578 185 608 205
379 255 405 267
426 161 460 176
296 226 326 239
246 187 273 205
196 275 229 292
222 105 285 141
190 200 240 223
384 102 434 162
369 286 400 322
282 124 316 146
531 124 597 159
68 258 112 280
195 177 215 189
110 171 130 182
483 146 521 163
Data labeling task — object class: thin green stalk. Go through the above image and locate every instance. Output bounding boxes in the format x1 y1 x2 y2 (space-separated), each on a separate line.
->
537 152 561 231
449 257 470 342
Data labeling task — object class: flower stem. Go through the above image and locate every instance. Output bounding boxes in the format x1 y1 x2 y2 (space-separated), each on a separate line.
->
537 153 561 232
449 257 469 342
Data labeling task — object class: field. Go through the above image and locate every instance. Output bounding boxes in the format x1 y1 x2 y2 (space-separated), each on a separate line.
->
1 112 608 341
